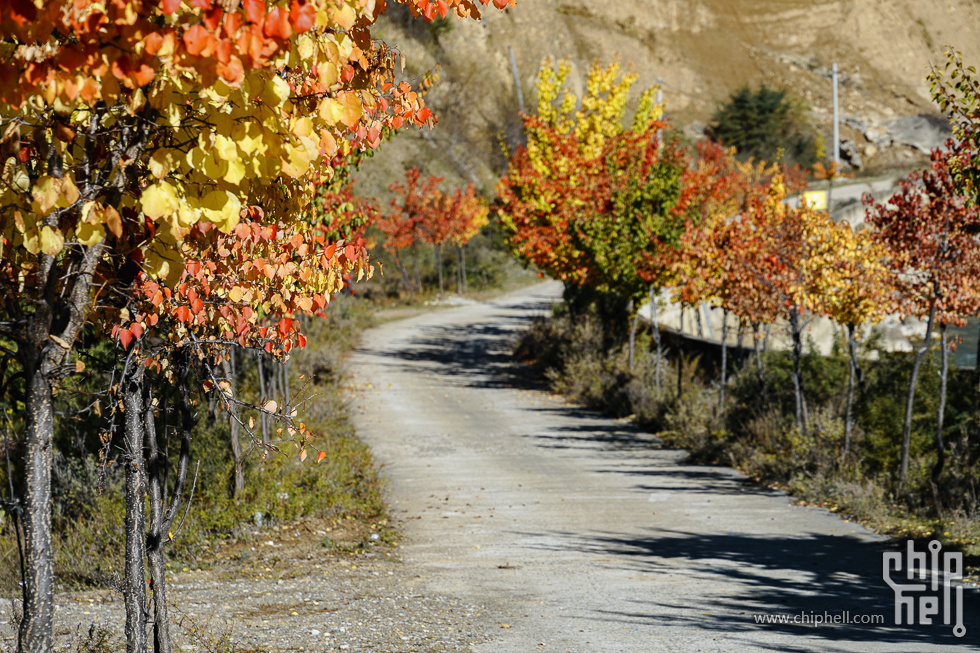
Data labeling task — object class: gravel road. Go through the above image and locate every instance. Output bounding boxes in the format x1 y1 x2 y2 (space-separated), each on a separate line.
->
349 281 979 652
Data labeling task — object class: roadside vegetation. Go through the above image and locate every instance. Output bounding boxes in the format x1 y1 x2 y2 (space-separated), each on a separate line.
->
500 51 980 562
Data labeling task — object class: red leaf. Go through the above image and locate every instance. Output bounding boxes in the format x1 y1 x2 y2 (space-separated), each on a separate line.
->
175 305 191 323
161 0 181 15
183 24 211 56
263 7 292 39
243 0 265 23
130 322 144 339
316 450 327 463
344 244 356 261
119 329 134 349
289 0 315 32
203 4 223 31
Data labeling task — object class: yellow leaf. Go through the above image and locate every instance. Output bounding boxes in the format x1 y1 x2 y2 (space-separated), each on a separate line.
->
199 190 241 233
228 286 244 302
223 160 246 185
214 134 238 161
141 182 180 220
40 225 64 255
75 359 85 373
281 144 311 178
75 220 105 246
266 76 291 107
148 149 178 179
318 98 342 125
263 399 278 413
32 176 61 214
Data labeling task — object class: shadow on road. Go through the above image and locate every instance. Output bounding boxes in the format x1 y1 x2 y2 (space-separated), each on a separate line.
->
526 527 980 649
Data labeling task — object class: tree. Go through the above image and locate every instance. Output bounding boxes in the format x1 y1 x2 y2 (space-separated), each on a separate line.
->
498 60 686 368
807 221 892 458
377 167 443 293
709 84 820 168
0 0 514 650
865 140 980 486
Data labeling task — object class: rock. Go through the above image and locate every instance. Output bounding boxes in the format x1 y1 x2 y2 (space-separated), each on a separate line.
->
683 120 706 140
884 114 952 153
863 144 878 158
839 139 863 169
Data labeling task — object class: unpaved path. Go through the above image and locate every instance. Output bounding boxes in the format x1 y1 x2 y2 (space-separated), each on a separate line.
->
350 281 978 652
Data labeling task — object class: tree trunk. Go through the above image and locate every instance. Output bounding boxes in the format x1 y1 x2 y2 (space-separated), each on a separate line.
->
122 364 148 653
650 286 662 397
933 322 949 488
146 355 195 653
411 242 422 293
677 307 685 399
788 308 807 432
844 323 858 459
753 322 767 407
17 240 105 653
627 301 638 372
461 245 467 291
719 309 728 412
436 244 444 295
901 299 937 484
17 361 55 653
221 356 244 499
454 246 463 294
256 353 270 445
281 358 291 408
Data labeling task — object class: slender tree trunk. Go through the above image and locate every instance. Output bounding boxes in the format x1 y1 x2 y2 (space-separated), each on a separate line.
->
411 242 421 293
256 354 270 445
436 244 443 295
454 246 462 294
844 323 858 459
461 245 467 291
933 322 949 488
788 308 807 432
221 357 244 499
18 361 55 653
627 300 638 372
677 306 685 399
122 364 148 653
695 304 703 337
281 358 291 408
753 322 767 406
719 309 728 412
146 354 195 653
901 299 937 484
650 286 662 397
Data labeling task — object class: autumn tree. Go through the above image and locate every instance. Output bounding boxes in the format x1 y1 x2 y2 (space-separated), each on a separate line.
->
0 0 513 650
499 60 690 368
865 139 980 486
377 167 443 293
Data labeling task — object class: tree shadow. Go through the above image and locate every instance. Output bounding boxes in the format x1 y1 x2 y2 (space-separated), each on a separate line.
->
521 527 979 648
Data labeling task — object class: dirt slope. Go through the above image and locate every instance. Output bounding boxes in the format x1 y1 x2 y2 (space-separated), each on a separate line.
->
356 0 980 196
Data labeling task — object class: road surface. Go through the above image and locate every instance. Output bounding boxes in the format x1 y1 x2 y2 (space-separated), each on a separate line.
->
349 281 977 652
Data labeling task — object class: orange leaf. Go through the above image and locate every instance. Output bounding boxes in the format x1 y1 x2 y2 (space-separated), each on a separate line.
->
119 329 134 349
263 7 292 39
316 450 327 463
183 25 211 56
243 0 265 24
289 0 315 32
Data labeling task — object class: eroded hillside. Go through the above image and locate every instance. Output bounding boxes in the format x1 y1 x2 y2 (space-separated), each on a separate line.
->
356 0 980 197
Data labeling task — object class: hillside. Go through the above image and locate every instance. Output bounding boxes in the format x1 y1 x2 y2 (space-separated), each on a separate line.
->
355 0 980 198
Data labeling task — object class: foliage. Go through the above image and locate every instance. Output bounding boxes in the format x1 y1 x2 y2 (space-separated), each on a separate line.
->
708 83 819 168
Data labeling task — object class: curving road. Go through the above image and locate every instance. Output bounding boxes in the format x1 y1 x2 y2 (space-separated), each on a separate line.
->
349 281 978 652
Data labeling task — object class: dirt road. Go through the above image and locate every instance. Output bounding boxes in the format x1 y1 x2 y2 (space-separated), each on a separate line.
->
350 281 978 652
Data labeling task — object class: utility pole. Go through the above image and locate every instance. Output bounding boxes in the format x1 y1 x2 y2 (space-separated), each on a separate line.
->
827 62 840 213
656 77 663 145
508 46 525 115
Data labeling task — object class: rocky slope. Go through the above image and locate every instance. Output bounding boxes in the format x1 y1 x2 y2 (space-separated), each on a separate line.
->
355 0 980 197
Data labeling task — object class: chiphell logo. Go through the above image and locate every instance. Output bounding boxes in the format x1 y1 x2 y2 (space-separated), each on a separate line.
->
883 540 965 637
